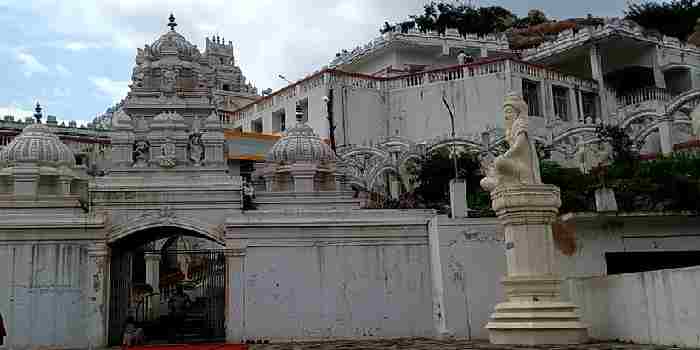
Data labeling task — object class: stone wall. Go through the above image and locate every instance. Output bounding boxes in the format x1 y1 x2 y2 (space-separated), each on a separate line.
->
0 242 90 350
568 266 700 347
437 214 700 341
387 74 508 143
437 217 506 340
242 244 434 341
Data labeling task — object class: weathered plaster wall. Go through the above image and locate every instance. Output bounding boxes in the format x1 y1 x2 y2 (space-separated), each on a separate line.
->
437 217 506 340
436 215 700 341
568 266 700 347
242 244 434 341
0 242 90 350
334 86 387 146
388 74 508 142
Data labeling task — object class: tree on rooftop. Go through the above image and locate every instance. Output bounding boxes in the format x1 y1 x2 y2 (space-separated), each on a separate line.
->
625 0 700 41
380 1 517 37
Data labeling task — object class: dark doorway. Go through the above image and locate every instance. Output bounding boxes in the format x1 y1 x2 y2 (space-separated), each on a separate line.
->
108 232 226 346
605 251 700 275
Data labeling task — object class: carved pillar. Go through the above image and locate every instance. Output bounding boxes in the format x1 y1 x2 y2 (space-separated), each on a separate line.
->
224 242 246 343
504 60 513 92
568 88 580 123
428 216 451 338
658 117 674 156
87 242 109 349
486 185 587 345
653 45 666 89
144 252 161 320
58 175 72 195
589 44 610 121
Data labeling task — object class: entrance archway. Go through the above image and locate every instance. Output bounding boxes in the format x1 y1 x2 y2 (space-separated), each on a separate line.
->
107 225 227 346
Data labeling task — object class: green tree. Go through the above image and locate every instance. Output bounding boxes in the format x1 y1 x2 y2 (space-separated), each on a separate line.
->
625 0 700 41
413 147 487 211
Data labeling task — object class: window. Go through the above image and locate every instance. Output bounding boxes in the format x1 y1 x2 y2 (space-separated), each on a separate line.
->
552 85 569 121
222 84 231 91
522 79 541 117
272 109 286 132
581 92 597 123
251 118 263 133
297 98 309 123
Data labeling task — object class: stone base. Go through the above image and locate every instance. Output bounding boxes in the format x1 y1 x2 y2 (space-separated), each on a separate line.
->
486 301 588 345
488 328 588 345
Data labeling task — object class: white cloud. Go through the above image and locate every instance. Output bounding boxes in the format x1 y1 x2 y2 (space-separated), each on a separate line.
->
89 76 130 103
0 105 33 119
55 64 71 77
16 51 49 77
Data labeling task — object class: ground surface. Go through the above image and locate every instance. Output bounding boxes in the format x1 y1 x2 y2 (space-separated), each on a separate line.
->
248 338 685 350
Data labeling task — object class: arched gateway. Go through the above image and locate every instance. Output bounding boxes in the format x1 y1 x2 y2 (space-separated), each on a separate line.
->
107 225 227 345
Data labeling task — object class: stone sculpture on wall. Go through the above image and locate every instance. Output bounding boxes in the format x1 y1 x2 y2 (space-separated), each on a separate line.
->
159 137 177 168
187 133 204 166
162 69 177 93
132 140 150 168
480 92 542 192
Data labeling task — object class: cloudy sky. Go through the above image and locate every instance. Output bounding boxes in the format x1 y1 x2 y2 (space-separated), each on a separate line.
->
0 0 636 124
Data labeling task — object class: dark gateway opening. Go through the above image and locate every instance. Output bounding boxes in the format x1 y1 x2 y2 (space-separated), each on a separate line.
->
605 251 700 275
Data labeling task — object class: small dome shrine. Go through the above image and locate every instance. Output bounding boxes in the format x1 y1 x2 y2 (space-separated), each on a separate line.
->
0 103 75 168
0 103 81 198
266 108 335 164
258 104 338 192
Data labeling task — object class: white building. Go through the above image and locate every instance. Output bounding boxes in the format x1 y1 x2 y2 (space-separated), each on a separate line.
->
226 19 700 177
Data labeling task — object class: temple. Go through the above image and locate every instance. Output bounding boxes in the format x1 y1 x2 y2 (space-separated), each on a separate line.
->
1 13 700 350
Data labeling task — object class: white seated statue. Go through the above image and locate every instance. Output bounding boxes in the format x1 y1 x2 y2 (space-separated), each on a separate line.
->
480 92 541 192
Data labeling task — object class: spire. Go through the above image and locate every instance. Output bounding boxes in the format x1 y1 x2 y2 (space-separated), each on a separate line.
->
33 102 42 123
167 13 177 31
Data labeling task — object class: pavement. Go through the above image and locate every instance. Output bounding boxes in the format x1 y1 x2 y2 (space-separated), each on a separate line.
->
247 338 687 350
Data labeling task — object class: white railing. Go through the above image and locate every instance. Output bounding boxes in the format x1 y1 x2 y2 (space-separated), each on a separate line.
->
510 61 598 90
614 87 671 107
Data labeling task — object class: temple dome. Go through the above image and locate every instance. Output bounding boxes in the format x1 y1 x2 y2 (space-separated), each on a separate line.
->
0 107 75 168
151 30 198 58
266 112 335 164
149 14 198 58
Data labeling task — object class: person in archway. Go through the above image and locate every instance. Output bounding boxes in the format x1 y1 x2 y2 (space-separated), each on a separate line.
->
121 316 144 349
168 284 191 343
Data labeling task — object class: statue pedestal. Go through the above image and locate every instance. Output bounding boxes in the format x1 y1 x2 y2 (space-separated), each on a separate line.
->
486 185 588 345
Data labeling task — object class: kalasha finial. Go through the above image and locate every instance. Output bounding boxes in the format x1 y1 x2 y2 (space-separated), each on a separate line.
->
33 102 42 123
168 13 177 31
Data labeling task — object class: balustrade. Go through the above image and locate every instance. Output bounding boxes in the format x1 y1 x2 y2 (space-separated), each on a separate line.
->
615 87 671 107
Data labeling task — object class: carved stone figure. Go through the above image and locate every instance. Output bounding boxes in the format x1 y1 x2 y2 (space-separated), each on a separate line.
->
133 140 150 168
159 137 177 168
162 69 177 93
690 103 700 138
187 133 204 166
132 66 146 88
480 92 542 192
